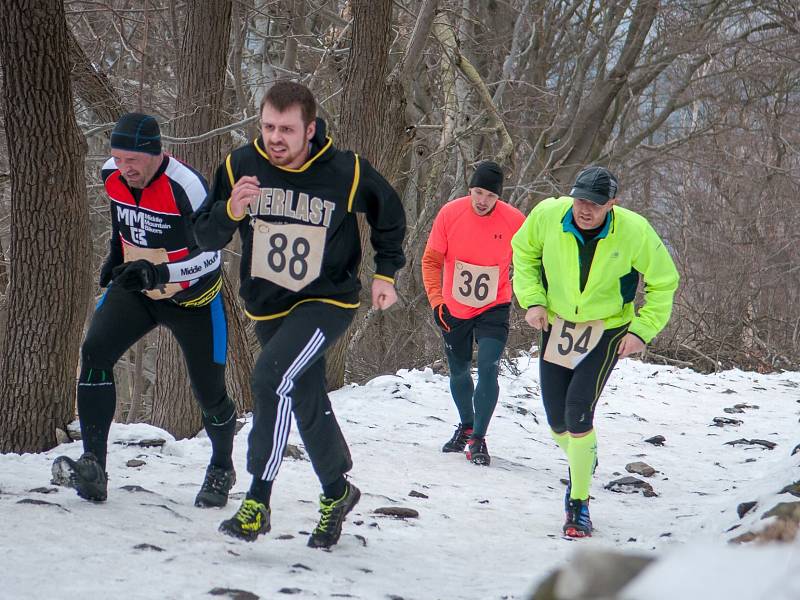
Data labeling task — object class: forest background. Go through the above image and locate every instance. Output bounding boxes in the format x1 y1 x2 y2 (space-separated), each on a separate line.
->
0 0 798 453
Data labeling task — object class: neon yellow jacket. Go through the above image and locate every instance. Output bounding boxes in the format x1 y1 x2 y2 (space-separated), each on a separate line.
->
511 196 679 343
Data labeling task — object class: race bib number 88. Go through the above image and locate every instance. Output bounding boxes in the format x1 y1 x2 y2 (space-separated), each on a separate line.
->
251 221 326 292
543 316 605 369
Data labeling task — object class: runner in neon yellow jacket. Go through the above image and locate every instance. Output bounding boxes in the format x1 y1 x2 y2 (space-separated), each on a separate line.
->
511 196 679 343
511 166 679 538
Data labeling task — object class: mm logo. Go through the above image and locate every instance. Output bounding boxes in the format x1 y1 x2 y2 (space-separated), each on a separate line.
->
117 206 145 228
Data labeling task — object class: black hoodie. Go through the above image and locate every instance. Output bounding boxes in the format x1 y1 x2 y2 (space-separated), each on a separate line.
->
192 118 406 319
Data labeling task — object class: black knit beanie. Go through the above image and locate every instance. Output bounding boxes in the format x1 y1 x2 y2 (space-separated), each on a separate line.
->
110 113 162 155
469 161 504 197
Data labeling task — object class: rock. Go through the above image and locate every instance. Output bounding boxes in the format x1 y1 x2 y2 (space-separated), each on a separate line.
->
133 543 164 552
114 438 166 448
729 531 757 544
283 444 304 460
529 548 654 600
779 481 800 497
737 501 757 518
430 359 447 375
66 421 82 440
55 428 71 444
16 498 67 510
529 570 558 600
625 462 657 477
126 459 146 467
373 507 419 519
725 438 752 446
119 485 155 494
408 490 428 499
208 588 259 600
723 406 745 414
792 443 800 456
644 435 665 446
604 476 657 497
712 416 743 427
724 438 776 450
730 519 799 545
750 439 777 450
733 403 759 410
762 501 800 523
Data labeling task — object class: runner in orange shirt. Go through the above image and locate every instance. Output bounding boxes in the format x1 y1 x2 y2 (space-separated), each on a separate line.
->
422 162 525 465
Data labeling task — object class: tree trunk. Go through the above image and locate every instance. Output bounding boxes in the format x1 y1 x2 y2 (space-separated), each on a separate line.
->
68 30 123 123
221 272 254 415
0 0 91 452
324 0 416 389
151 0 246 438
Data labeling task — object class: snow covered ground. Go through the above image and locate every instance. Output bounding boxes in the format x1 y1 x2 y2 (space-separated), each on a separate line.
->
1 357 798 600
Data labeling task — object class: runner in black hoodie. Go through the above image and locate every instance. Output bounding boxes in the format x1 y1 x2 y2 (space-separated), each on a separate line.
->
193 82 406 548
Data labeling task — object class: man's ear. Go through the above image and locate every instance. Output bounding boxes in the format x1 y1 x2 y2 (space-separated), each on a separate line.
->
306 119 316 142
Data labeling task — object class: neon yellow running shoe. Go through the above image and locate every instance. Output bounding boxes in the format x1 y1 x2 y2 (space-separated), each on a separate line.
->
218 498 271 541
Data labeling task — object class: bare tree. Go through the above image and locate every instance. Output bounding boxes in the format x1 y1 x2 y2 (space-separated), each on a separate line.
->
150 0 241 439
0 0 91 452
325 0 439 388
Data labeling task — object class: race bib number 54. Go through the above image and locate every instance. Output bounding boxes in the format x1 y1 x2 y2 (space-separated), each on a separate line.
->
251 222 326 292
451 260 499 308
543 316 605 369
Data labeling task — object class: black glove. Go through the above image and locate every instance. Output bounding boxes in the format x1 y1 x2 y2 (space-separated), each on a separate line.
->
111 260 167 291
99 259 115 288
433 303 454 332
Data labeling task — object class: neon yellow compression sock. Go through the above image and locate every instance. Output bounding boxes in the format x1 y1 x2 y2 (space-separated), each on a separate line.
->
567 429 597 500
551 429 570 454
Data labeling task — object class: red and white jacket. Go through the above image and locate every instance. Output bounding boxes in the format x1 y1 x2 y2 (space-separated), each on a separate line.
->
101 155 222 306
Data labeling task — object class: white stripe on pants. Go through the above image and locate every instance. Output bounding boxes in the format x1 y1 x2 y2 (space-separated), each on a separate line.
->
261 328 325 481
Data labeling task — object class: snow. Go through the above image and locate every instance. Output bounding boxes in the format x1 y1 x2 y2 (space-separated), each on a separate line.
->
1 357 798 600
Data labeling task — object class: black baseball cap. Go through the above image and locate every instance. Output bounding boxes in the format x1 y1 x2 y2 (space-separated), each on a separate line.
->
570 166 618 205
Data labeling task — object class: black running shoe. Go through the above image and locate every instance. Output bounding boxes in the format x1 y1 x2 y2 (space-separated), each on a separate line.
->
307 482 361 549
466 436 490 466
219 498 271 541
51 452 108 502
195 465 236 508
442 424 473 453
563 498 592 538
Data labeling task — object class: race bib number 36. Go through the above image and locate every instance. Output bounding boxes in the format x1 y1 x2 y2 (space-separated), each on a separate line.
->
251 221 326 292
543 316 605 369
451 260 499 308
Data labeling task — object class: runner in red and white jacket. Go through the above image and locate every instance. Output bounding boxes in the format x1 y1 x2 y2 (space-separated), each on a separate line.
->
52 113 236 510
